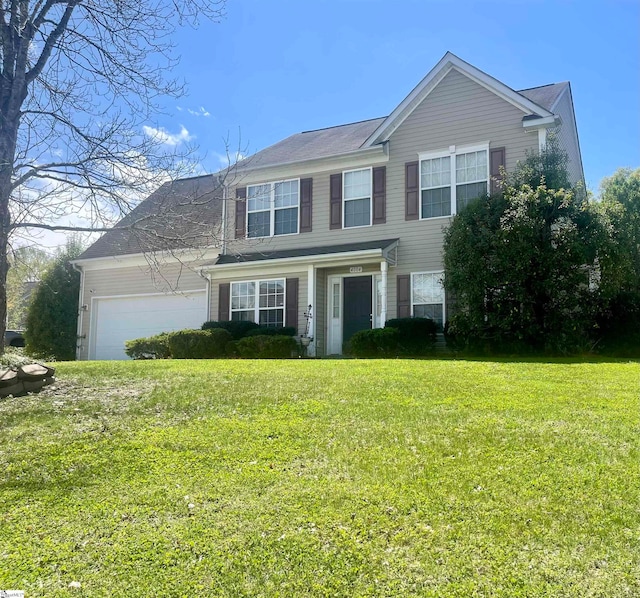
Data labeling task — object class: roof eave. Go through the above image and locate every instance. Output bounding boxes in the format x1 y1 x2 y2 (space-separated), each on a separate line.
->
232 142 389 176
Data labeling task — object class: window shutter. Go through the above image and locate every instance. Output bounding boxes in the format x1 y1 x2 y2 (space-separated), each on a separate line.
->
397 274 411 318
300 178 313 233
218 283 230 322
329 173 342 229
490 147 506 195
405 161 419 220
285 278 298 331
372 166 386 225
235 187 247 239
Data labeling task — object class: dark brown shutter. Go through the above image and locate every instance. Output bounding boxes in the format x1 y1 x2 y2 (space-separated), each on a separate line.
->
372 166 386 225
329 173 342 229
397 274 411 318
405 161 419 220
300 178 313 233
218 283 230 322
285 278 298 331
235 187 247 239
490 147 506 195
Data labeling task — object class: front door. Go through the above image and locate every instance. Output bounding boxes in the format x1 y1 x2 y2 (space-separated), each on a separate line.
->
343 275 372 346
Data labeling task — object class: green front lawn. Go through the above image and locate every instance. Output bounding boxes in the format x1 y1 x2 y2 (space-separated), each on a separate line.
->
1 359 638 597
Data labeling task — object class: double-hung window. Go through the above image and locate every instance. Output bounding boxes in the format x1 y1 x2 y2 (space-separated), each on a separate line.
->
231 279 285 326
247 179 299 237
412 272 445 330
420 144 488 218
343 168 372 228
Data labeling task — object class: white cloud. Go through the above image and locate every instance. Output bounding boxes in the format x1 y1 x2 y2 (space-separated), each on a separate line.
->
187 106 210 118
142 125 193 146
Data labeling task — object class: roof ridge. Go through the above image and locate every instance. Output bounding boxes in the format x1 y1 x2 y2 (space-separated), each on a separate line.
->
301 116 387 135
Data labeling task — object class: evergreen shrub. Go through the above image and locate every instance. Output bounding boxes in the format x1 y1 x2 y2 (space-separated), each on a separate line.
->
235 335 297 359
125 333 172 360
348 328 400 358
168 328 231 359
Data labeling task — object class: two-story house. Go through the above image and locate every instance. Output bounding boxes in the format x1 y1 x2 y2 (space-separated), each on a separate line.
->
72 52 583 359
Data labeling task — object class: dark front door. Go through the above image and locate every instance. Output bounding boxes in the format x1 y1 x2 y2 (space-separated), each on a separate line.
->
343 275 372 346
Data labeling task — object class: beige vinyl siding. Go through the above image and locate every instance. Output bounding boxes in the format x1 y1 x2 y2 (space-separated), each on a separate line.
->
210 272 308 335
78 263 207 360
549 87 584 187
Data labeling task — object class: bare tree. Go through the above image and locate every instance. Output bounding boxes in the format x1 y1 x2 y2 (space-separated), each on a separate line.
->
0 0 225 349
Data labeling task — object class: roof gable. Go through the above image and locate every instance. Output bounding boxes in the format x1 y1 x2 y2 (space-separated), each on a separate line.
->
363 52 554 147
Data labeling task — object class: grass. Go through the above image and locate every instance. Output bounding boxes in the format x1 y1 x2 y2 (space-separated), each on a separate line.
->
0 358 638 597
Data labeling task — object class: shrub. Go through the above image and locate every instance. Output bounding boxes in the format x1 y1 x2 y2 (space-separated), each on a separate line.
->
24 240 82 360
235 335 298 359
245 326 297 337
385 317 437 355
125 333 172 360
201 320 260 340
348 328 400 358
168 328 231 359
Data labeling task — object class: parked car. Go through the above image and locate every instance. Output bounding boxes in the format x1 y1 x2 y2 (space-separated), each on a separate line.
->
5 330 25 347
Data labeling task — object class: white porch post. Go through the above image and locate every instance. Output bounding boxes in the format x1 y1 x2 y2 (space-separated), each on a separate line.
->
380 260 388 326
307 264 316 356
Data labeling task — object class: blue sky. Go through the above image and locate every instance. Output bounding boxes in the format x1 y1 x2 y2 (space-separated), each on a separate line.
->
151 0 639 193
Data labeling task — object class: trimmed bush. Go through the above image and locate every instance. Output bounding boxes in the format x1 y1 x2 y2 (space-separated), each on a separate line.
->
168 328 231 359
385 317 437 355
235 335 298 359
245 326 297 338
201 320 260 340
349 328 400 358
125 333 172 360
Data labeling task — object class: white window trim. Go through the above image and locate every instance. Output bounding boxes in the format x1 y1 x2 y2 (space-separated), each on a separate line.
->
410 271 446 325
342 166 373 229
418 142 490 219
246 179 300 238
230 277 287 326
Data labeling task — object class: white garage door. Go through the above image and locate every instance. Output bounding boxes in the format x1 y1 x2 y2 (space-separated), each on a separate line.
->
90 290 207 360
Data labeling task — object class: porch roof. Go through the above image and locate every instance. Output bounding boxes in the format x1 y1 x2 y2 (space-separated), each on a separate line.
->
205 238 399 269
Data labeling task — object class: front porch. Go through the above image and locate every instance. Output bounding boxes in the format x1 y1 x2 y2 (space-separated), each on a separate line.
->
201 238 399 356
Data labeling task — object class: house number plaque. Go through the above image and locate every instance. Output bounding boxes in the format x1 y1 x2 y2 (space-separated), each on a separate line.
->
349 266 363 273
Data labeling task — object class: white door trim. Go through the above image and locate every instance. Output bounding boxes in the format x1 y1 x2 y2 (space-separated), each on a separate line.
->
326 271 381 355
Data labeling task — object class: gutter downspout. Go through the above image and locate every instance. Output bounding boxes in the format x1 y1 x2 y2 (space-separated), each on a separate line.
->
197 269 212 323
71 262 85 360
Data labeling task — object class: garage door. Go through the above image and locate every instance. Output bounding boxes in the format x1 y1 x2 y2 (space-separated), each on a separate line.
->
90 290 207 360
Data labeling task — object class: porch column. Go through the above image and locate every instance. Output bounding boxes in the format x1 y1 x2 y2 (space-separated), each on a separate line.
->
380 260 388 326
307 264 316 356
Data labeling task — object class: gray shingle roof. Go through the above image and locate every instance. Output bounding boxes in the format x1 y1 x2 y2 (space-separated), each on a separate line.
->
518 82 569 111
234 117 386 171
213 238 400 265
78 175 223 260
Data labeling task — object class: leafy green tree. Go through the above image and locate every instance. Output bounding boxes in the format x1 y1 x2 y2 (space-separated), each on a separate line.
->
443 140 604 354
595 168 640 354
24 240 83 360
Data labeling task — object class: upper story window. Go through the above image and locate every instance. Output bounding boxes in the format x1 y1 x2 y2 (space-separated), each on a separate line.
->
343 168 372 228
247 179 299 238
420 145 488 219
231 278 285 326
